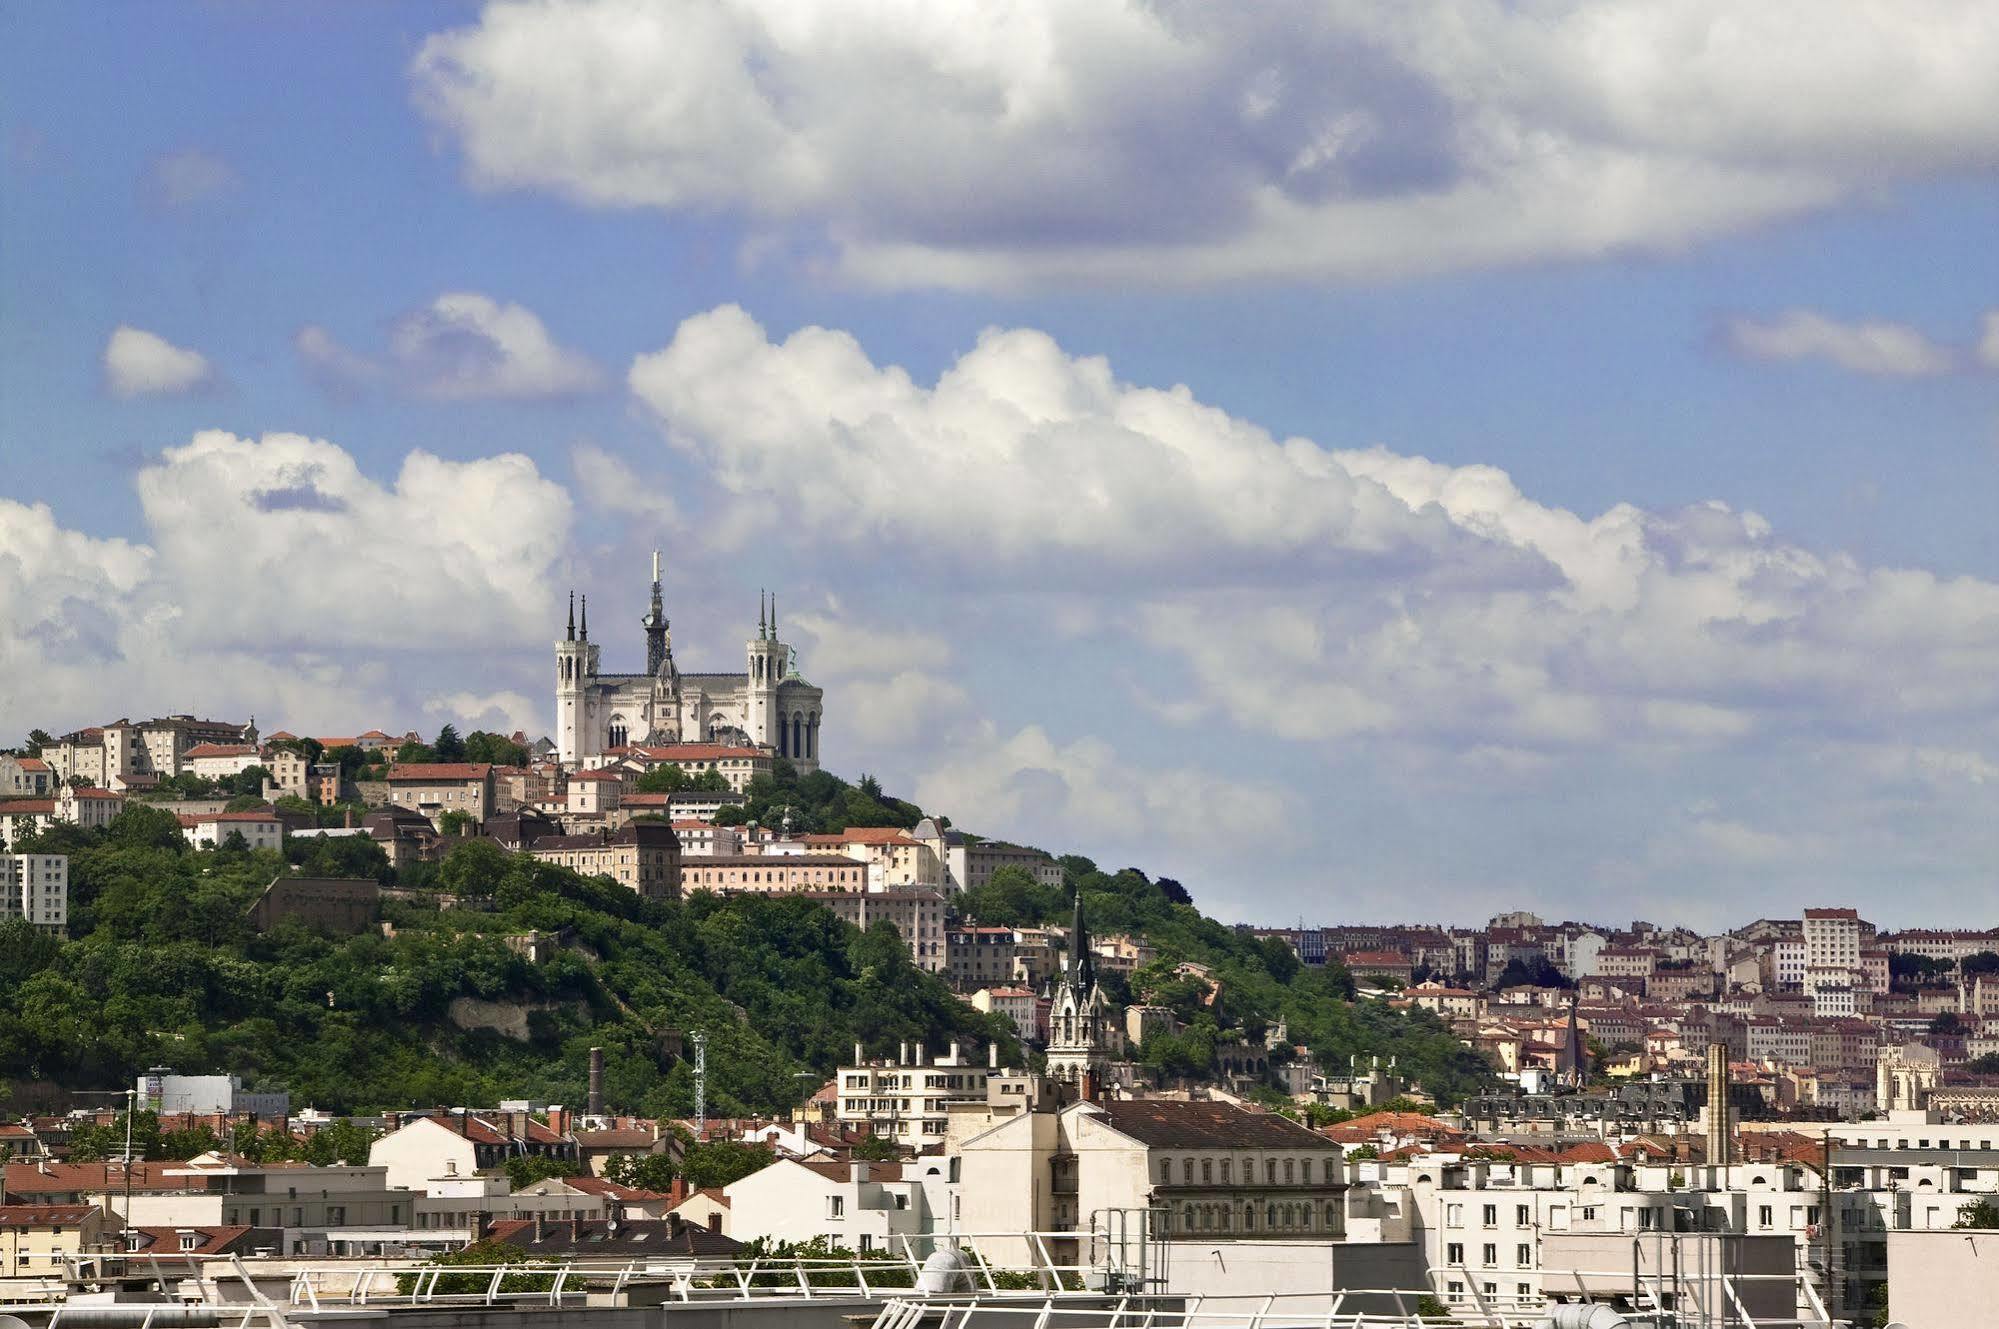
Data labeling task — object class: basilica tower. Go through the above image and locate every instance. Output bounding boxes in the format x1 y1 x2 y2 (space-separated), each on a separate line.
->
745 590 782 749
555 591 600 766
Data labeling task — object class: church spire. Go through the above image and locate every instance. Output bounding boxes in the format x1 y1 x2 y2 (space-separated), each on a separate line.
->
1069 889 1095 996
580 594 588 641
770 592 777 640
644 551 670 676
567 590 575 641
759 589 767 640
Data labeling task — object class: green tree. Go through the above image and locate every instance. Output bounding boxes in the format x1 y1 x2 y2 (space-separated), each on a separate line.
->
851 1134 899 1162
24 729 53 756
434 725 466 763
1955 1198 1999 1229
680 1139 774 1189
504 1154 579 1188
1967 1054 1999 1075
604 1152 679 1191
636 765 689 794
1931 1011 1969 1037
395 739 435 765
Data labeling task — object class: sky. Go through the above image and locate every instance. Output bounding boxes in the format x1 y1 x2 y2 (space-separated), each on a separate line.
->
3 1 1999 931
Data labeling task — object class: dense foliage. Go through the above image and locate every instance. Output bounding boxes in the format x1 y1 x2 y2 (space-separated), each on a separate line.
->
0 808 1017 1115
955 857 1493 1105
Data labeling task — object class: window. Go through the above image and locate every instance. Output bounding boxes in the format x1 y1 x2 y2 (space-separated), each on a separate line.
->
827 1196 845 1219
1447 1243 1465 1266
1284 1159 1295 1183
1516 1204 1531 1226
1220 1160 1231 1183
1482 1244 1497 1267
1202 1159 1213 1183
1301 1160 1313 1183
1483 1204 1498 1227
1516 1244 1531 1266
1183 1160 1195 1184
1757 1205 1773 1228
1446 1204 1464 1228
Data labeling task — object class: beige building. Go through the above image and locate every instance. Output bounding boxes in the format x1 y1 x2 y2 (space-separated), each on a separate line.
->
958 1099 1349 1268
678 854 866 895
386 762 496 824
0 755 52 798
526 822 681 899
45 715 255 791
802 827 942 889
0 1204 108 1277
0 785 125 849
801 888 946 971
183 742 264 779
565 769 626 816
625 743 773 792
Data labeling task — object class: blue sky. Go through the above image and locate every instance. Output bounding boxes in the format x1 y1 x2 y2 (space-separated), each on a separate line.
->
5 1 1999 929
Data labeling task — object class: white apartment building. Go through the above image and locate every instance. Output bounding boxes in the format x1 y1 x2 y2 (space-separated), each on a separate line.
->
0 755 53 797
0 853 67 931
724 1159 937 1252
137 1068 290 1117
179 809 286 852
836 1041 1002 1149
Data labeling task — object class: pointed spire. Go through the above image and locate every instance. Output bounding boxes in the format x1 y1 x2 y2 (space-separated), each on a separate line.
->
1069 889 1095 996
770 592 777 640
567 590 575 641
580 594 588 641
758 589 767 640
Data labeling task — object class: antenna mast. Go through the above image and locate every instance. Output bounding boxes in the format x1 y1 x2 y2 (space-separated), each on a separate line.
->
690 1029 709 1135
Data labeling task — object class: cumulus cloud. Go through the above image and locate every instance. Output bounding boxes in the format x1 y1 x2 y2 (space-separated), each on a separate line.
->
293 294 603 400
0 432 574 737
425 689 545 734
631 306 1999 767
783 603 969 749
413 0 1999 288
104 325 213 397
915 722 1299 851
572 442 680 523
1726 310 1955 377
630 305 1520 581
145 148 239 209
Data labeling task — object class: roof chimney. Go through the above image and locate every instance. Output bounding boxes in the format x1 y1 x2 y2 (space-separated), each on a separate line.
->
989 1042 999 1069
588 1047 605 1117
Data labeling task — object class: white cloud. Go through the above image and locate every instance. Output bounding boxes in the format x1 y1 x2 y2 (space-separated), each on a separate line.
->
135 430 572 650
425 689 545 735
104 325 213 397
294 324 384 397
572 442 680 522
413 0 1999 289
0 431 575 740
1980 311 1999 370
294 295 603 400
1726 310 1955 377
391 292 604 399
631 306 1999 765
145 149 239 209
630 305 1505 579
784 604 968 748
914 722 1298 851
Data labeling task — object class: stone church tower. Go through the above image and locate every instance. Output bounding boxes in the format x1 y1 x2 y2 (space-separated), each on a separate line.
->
1047 891 1114 1090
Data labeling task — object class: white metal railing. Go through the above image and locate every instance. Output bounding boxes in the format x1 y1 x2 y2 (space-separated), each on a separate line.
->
862 1289 1862 1329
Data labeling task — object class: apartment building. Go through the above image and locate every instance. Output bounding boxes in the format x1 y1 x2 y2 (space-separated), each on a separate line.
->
525 822 681 900
385 762 496 824
677 854 866 895
799 888 946 971
836 1042 1002 1149
0 854 66 931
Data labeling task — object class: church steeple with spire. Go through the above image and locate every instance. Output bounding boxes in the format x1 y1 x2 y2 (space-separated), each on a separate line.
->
643 551 671 676
1048 889 1114 1091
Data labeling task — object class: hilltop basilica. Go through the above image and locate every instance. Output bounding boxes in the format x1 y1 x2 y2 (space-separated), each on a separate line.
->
555 554 825 772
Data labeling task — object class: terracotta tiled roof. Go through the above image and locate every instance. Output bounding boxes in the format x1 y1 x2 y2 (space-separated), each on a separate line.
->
806 828 918 846
637 744 765 762
0 1204 97 1226
125 1225 267 1255
4 1161 201 1194
16 758 48 771
183 743 257 759
0 799 56 815
387 764 493 781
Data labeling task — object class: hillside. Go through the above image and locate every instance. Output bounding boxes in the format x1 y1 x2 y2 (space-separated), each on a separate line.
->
0 761 1490 1113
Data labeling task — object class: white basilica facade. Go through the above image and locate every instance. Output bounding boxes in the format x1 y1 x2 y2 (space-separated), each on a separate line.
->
554 555 825 772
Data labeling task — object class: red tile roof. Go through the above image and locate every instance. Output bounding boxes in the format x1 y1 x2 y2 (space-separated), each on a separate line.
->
0 799 55 815
387 764 493 782
184 743 257 759
638 744 765 762
0 1204 97 1225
